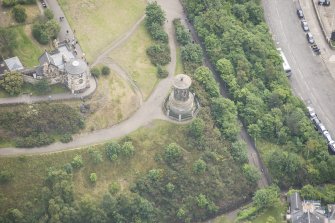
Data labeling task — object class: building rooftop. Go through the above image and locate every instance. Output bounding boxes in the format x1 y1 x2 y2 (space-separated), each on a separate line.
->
38 43 75 71
174 74 192 89
4 56 24 71
65 59 87 75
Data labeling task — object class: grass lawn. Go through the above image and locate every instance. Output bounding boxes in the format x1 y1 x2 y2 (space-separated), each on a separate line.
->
110 23 158 100
11 25 45 67
83 68 140 131
175 46 184 75
250 203 285 223
58 0 147 62
0 4 40 27
0 120 187 214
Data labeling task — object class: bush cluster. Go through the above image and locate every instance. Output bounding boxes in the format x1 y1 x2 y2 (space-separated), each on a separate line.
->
90 65 110 78
32 15 60 44
145 2 171 76
0 103 84 147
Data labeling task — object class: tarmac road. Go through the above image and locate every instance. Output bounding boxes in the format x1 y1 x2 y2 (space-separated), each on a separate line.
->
263 0 335 138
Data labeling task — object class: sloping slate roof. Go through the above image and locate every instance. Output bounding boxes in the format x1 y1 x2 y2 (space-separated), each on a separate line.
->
39 52 54 66
4 56 24 71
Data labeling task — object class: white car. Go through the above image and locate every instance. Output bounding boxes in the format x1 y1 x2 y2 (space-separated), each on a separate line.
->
307 106 317 119
301 20 309 32
323 130 333 143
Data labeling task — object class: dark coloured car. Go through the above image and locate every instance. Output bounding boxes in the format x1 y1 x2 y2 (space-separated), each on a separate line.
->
306 32 315 44
318 0 330 6
311 44 321 54
328 141 335 155
297 9 304 18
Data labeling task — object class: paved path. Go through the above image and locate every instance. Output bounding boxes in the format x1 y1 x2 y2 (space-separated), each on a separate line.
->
0 0 182 156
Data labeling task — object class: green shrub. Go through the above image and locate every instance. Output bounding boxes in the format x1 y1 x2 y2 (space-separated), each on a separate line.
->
88 148 103 164
2 0 17 7
60 134 73 143
173 18 191 46
146 43 171 66
101 66 111 76
71 155 83 168
121 141 135 157
90 67 101 78
12 5 27 23
148 22 168 43
156 65 168 78
15 133 55 148
32 18 60 44
44 8 54 20
90 173 97 183
105 142 121 161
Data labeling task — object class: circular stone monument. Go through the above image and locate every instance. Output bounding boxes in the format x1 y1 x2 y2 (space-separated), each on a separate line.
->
164 74 199 121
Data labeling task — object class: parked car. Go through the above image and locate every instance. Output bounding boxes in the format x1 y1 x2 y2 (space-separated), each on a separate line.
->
307 106 317 119
317 123 327 133
301 20 309 31
328 141 335 155
306 32 315 44
297 9 304 18
311 44 321 55
323 130 333 142
41 0 47 7
318 0 330 6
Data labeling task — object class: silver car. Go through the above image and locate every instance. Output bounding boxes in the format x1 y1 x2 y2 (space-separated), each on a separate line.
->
301 20 309 32
306 32 315 44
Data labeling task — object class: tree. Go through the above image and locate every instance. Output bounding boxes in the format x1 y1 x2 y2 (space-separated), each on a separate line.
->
35 79 50 94
44 8 54 20
71 154 83 168
253 186 280 210
146 43 171 66
121 141 135 157
0 71 23 95
101 66 110 76
231 140 248 164
0 28 17 56
242 164 260 184
193 66 220 98
188 118 205 139
173 18 191 46
105 142 121 161
145 2 166 26
193 159 207 174
12 5 27 23
90 67 101 78
163 143 183 165
88 148 103 164
32 18 60 44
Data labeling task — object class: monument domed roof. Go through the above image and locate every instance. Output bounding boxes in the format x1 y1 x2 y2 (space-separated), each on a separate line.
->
173 74 192 89
65 59 87 75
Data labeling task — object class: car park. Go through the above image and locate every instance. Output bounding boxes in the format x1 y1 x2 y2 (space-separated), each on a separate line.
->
318 0 330 6
306 32 315 44
297 9 304 18
301 20 309 31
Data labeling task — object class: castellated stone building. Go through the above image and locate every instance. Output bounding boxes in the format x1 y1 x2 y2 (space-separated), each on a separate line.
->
36 41 90 93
